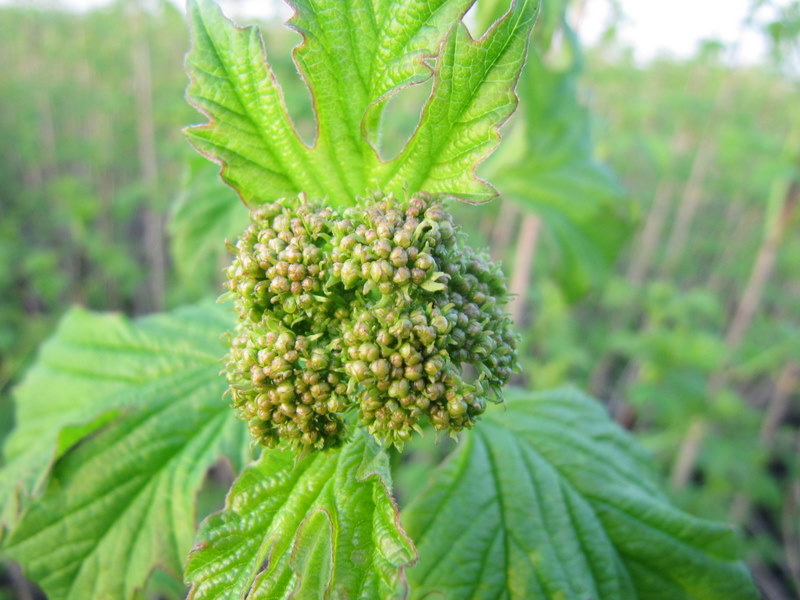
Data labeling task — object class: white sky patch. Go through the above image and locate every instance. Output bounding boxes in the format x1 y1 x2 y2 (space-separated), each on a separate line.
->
580 0 770 64
0 0 286 17
0 0 776 65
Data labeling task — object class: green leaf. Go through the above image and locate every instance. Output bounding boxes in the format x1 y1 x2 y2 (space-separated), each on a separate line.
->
380 0 539 203
0 301 226 526
403 388 758 600
185 0 324 204
1 302 250 600
185 0 536 206
289 0 474 201
168 153 250 297
185 430 416 600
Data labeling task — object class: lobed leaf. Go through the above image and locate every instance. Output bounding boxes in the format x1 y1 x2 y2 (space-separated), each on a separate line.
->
403 388 759 600
380 0 539 203
185 0 537 207
289 0 474 201
185 430 416 600
185 0 324 205
0 302 250 600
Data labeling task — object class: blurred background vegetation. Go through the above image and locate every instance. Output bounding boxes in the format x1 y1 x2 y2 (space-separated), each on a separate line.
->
0 0 798 598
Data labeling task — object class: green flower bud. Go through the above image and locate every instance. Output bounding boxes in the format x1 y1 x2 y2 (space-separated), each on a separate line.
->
341 260 360 288
393 267 411 285
225 191 517 451
359 343 381 362
308 348 329 371
374 239 392 258
388 379 410 399
393 230 412 248
370 358 391 379
348 360 370 381
370 260 392 283
389 246 408 267
415 253 434 271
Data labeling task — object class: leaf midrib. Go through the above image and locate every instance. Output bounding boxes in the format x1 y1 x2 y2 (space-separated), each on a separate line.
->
8 366 230 599
494 414 737 597
243 450 341 598
381 6 528 190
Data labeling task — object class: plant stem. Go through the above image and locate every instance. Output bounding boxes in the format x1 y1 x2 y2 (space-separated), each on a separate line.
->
726 165 800 350
626 180 674 286
508 213 541 325
490 199 519 262
729 362 799 522
670 150 800 490
782 478 800 596
661 34 744 275
131 2 166 313
6 562 35 600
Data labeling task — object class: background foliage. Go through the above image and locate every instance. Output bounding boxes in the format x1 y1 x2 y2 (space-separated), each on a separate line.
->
0 0 797 598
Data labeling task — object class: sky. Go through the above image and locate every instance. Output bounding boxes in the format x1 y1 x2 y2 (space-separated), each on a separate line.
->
0 0 776 64
580 0 769 63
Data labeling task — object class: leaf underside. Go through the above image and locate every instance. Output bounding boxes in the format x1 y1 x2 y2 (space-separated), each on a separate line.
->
1 303 250 600
185 0 538 208
185 430 416 600
403 388 759 600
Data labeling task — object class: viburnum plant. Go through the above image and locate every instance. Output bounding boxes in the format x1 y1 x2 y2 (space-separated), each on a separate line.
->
0 1 759 599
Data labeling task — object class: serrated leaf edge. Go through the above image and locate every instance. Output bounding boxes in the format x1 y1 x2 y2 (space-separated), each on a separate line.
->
380 0 539 204
184 0 323 207
186 438 417 600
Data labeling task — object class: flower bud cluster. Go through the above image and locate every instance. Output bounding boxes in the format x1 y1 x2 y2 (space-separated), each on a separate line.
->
225 191 517 450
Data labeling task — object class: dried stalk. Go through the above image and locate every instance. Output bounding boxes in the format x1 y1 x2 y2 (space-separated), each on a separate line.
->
508 213 541 326
626 181 674 286
490 199 520 262
131 4 166 313
670 152 799 490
